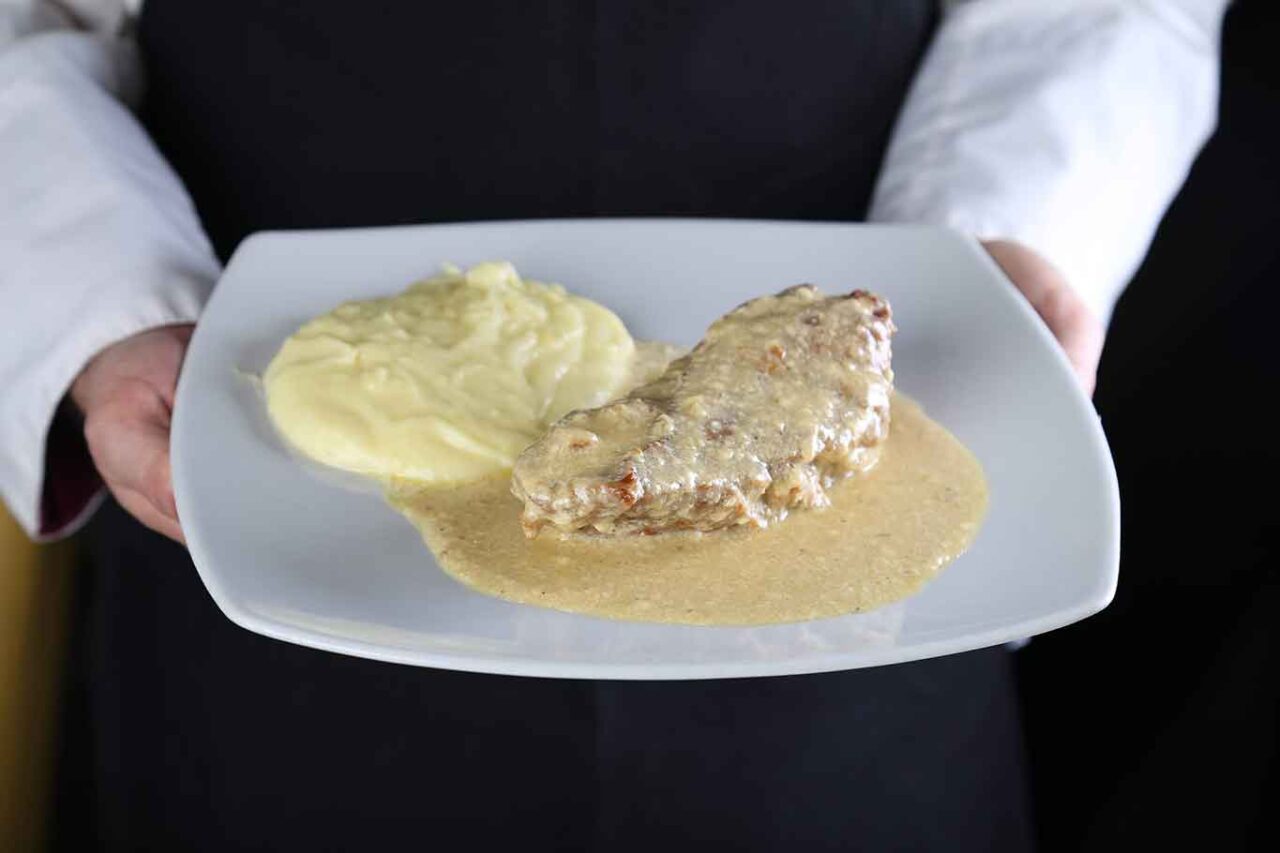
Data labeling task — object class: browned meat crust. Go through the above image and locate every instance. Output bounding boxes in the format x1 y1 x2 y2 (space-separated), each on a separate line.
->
511 285 895 537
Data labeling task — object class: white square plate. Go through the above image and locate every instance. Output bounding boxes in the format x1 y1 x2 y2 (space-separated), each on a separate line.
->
172 220 1119 679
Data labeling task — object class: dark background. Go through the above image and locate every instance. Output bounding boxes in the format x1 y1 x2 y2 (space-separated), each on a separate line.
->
1017 1 1279 848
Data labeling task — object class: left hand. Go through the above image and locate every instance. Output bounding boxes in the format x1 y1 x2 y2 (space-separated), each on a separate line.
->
70 324 193 543
982 239 1104 396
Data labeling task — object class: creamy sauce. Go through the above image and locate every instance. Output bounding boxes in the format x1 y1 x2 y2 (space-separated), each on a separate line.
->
388 395 986 625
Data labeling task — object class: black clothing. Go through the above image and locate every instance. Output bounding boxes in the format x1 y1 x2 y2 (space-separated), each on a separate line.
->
55 3 1034 850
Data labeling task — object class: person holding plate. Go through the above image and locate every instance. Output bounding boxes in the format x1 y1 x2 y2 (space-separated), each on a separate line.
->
0 1 1226 850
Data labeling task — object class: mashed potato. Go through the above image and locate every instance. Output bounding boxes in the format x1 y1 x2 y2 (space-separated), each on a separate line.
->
263 261 635 484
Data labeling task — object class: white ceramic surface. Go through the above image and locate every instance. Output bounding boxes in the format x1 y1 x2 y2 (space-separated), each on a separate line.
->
172 220 1119 679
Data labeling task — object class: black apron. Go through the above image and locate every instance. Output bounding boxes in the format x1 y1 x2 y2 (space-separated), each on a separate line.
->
56 3 1033 850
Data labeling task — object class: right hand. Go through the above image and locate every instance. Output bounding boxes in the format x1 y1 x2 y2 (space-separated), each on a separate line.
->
71 324 194 543
981 239 1104 395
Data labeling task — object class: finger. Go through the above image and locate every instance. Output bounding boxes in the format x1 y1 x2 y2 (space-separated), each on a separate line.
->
83 381 178 521
984 240 1102 393
1031 283 1102 394
156 324 194 409
111 483 186 544
1046 294 1103 394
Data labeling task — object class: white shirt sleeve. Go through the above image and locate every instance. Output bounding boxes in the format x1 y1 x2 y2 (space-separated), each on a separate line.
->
0 0 220 539
869 0 1228 321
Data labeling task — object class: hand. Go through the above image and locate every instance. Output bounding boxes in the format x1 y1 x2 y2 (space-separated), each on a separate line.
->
71 324 194 543
982 239 1104 395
